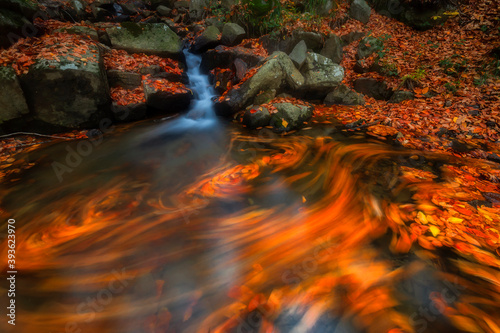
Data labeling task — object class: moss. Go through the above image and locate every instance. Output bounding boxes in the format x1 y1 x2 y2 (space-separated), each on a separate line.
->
0 66 17 81
120 22 144 37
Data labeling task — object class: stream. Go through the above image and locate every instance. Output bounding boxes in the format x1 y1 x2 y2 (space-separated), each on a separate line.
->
1 52 499 333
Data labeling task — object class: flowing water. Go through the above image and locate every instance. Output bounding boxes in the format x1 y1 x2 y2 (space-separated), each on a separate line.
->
1 53 499 333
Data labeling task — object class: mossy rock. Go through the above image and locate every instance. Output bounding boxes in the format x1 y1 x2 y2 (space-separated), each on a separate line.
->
0 65 30 123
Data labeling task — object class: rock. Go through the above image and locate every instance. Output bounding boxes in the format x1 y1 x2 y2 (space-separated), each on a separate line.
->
189 0 207 20
221 23 246 46
260 29 323 54
200 45 264 72
106 23 182 58
389 90 414 103
206 17 225 30
288 40 307 69
324 84 364 105
316 0 334 16
0 0 38 17
0 66 29 124
211 68 234 94
107 70 142 89
233 58 248 81
293 30 323 52
270 103 313 132
68 0 88 20
54 26 99 41
174 0 190 9
0 7 32 48
349 0 371 24
353 78 393 100
320 34 343 64
215 52 304 115
190 25 220 53
341 31 365 45
242 106 271 129
156 5 171 16
143 78 192 113
253 89 276 105
357 36 383 59
19 44 111 128
112 102 147 122
300 52 344 98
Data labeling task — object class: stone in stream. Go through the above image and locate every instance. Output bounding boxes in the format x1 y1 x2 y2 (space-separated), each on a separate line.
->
0 66 30 124
349 0 372 24
220 23 246 46
142 77 192 113
324 84 365 105
242 106 271 129
19 43 111 129
190 25 220 53
107 69 142 89
106 23 182 58
353 77 393 100
270 103 313 132
215 52 304 115
299 52 344 99
111 102 147 122
320 34 343 64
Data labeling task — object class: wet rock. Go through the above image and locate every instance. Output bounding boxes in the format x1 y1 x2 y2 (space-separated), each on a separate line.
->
233 58 248 81
324 84 364 105
253 89 276 105
349 0 371 24
0 66 30 124
357 36 383 59
106 23 182 58
270 102 313 132
54 25 99 41
200 45 264 72
190 25 220 53
215 52 304 115
300 52 344 99
389 90 414 103
143 78 192 113
353 77 393 100
288 40 307 69
221 23 245 46
242 106 271 129
107 69 142 89
19 44 111 128
341 31 365 45
156 5 171 16
111 102 147 122
320 34 343 64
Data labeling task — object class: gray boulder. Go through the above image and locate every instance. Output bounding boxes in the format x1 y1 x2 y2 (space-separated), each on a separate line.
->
242 106 271 129
270 103 313 132
107 70 142 89
221 23 245 46
106 23 182 58
353 78 393 100
54 26 99 41
143 78 192 112
19 44 111 128
260 29 323 54
201 45 264 72
189 0 207 19
357 36 383 59
253 89 276 105
190 25 220 53
156 5 172 16
324 84 365 105
320 35 343 64
389 90 414 103
300 52 344 98
0 66 29 123
349 0 371 24
215 52 304 115
288 40 307 69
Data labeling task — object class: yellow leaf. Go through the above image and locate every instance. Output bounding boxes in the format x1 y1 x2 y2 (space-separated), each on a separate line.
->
302 196 306 203
448 217 463 223
444 11 459 16
282 118 288 128
417 211 428 224
449 315 482 332
429 226 440 237
453 116 458 122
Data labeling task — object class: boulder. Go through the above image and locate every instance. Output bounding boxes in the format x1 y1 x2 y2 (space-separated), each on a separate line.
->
320 34 343 64
190 25 220 53
54 26 99 41
260 29 323 54
341 31 365 45
112 102 147 122
19 44 111 128
233 58 248 81
215 52 304 115
189 0 207 20
200 45 264 72
0 66 30 123
156 5 172 16
143 77 192 112
242 106 271 129
357 36 383 59
288 40 307 69
253 89 276 105
221 23 246 46
349 0 371 24
270 103 313 132
0 7 32 48
106 23 182 58
324 84 365 105
107 70 142 89
353 78 393 100
0 0 38 17
389 90 414 103
300 52 344 98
